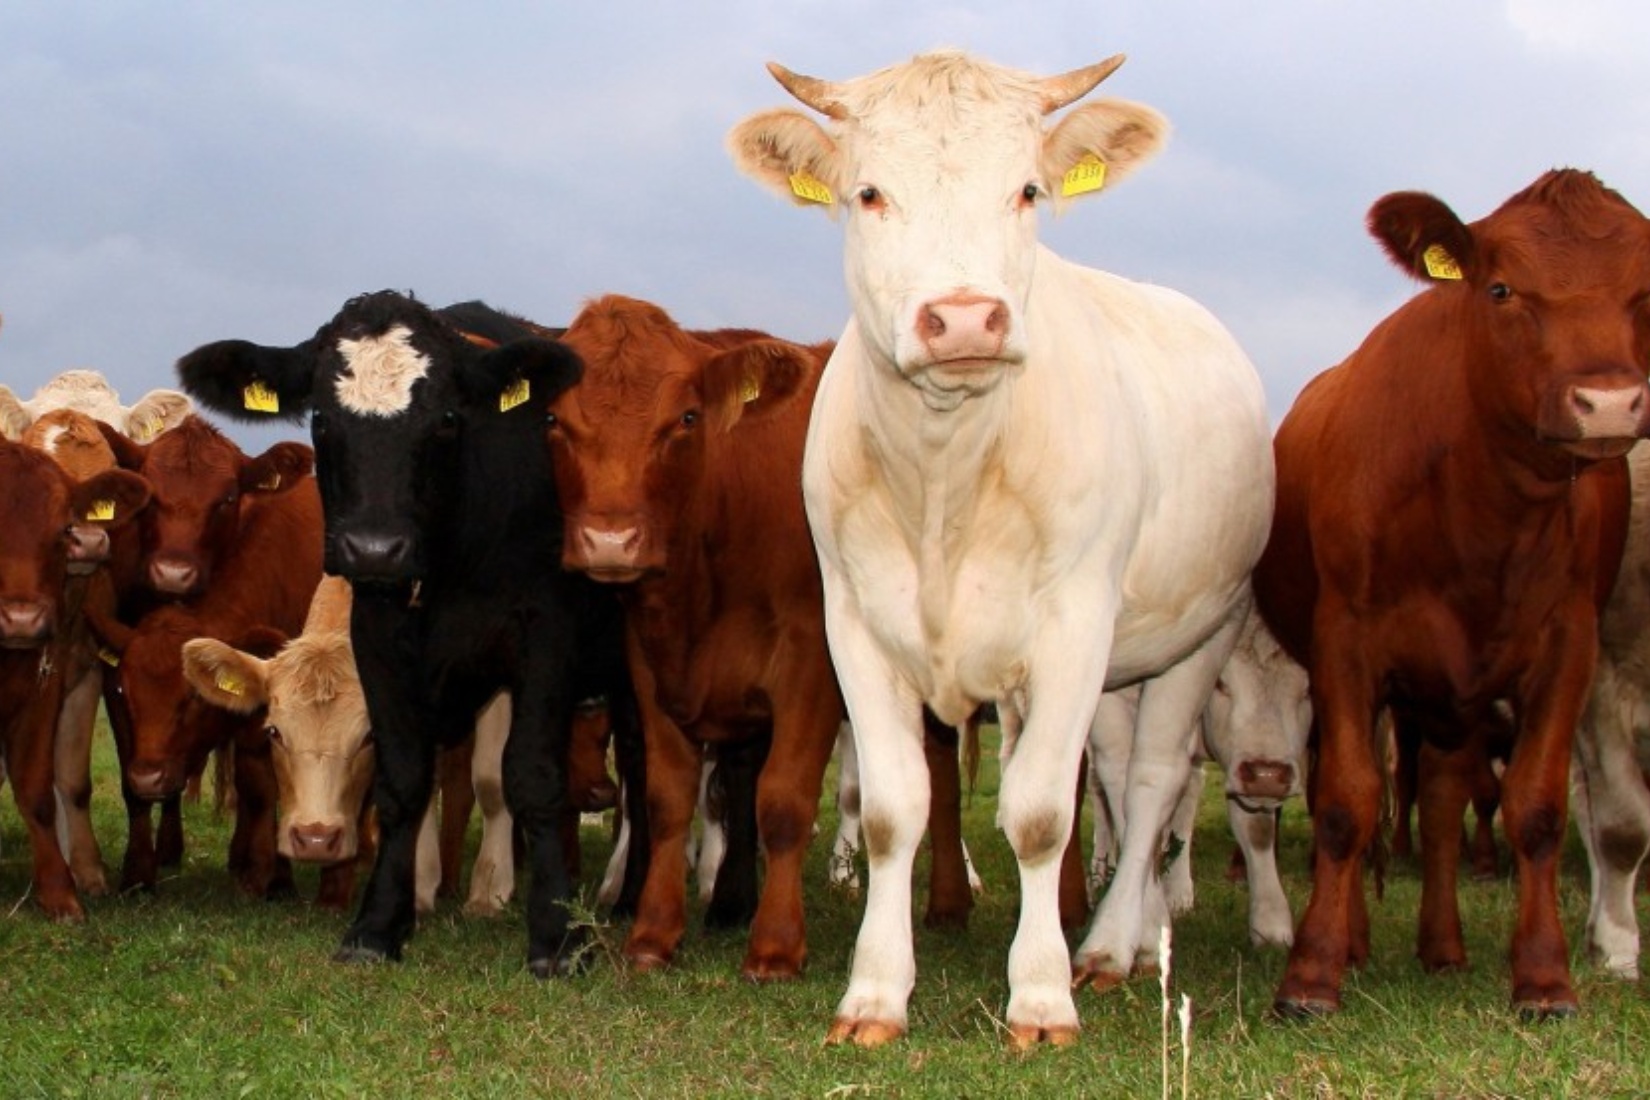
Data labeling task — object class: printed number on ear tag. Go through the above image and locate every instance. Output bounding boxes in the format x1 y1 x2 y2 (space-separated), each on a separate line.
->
243 380 280 413
1061 155 1107 198
499 377 531 412
1423 244 1463 281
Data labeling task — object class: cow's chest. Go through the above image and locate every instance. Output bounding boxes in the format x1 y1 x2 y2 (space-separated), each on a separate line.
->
837 474 1049 719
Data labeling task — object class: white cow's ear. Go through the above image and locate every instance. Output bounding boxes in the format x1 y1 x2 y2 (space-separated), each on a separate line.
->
124 390 194 442
726 109 842 215
1041 99 1170 207
0 385 31 441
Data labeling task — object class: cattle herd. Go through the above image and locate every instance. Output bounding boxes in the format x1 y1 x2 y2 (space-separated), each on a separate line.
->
2 49 1649 1051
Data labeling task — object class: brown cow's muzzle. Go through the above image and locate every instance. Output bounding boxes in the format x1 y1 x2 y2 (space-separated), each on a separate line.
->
1541 376 1650 459
566 520 651 583
0 599 54 647
147 553 202 596
66 525 111 575
127 758 186 801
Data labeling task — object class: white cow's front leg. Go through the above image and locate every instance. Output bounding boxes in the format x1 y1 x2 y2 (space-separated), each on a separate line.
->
823 603 929 1047
1229 800 1293 947
1077 616 1240 989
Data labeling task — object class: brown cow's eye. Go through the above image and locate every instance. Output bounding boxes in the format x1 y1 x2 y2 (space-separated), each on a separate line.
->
1489 283 1514 303
680 410 700 428
265 726 284 747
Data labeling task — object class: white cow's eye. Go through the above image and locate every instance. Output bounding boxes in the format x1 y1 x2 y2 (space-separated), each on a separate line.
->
1021 183 1040 204
857 186 883 209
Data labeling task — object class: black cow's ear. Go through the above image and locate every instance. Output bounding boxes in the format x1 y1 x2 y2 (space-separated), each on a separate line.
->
470 339 585 413
176 340 317 423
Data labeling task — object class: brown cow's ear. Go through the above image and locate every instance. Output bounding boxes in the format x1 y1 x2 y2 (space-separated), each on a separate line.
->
1367 191 1478 284
702 340 815 434
240 442 314 495
70 469 152 531
181 638 271 715
93 419 149 471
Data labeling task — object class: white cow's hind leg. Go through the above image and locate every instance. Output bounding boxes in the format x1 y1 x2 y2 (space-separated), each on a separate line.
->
464 693 515 917
1162 760 1203 917
1077 615 1240 988
829 722 862 892
414 794 441 914
55 666 109 895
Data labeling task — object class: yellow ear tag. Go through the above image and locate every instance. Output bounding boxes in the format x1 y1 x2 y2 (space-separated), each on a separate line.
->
243 380 280 413
257 472 282 492
1422 244 1463 281
788 171 834 206
499 377 530 413
214 669 245 697
98 646 121 668
738 373 761 405
1061 154 1107 198
85 499 117 522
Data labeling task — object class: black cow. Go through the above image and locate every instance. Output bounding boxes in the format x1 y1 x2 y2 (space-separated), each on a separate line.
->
175 290 639 975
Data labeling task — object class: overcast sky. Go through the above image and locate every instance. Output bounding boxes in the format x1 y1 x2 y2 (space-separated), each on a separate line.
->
3 2 1647 451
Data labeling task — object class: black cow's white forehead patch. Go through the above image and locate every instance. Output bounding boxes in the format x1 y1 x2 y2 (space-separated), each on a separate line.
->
334 325 431 417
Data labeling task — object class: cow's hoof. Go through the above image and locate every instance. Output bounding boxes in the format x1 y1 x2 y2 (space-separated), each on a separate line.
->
1515 997 1579 1022
1272 994 1338 1020
741 954 804 983
1070 960 1128 994
825 1017 905 1048
332 944 390 965
1008 1024 1080 1051
626 949 672 973
528 951 585 980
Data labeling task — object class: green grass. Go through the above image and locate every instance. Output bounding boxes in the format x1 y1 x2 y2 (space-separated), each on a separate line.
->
2 723 1647 1099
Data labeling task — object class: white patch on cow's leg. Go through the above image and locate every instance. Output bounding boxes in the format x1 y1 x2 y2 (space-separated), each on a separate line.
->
55 665 108 895
464 692 515 917
334 325 431 417
414 792 441 914
1573 663 1650 979
1229 800 1293 947
695 758 725 904
597 786 631 908
830 721 862 892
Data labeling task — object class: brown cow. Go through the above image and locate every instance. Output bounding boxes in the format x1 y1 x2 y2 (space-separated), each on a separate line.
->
541 294 843 980
87 465 324 896
1254 169 1650 1019
0 438 150 919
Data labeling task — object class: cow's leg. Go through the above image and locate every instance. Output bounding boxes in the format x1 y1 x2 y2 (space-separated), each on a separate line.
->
707 738 766 929
436 735 475 902
339 599 432 964
624 653 702 972
5 687 82 921
1573 665 1650 979
605 680 649 918
829 721 862 893
1468 736 1503 880
1501 615 1595 1019
743 659 839 982
1074 635 1220 992
823 601 929 1047
1229 800 1293 947
465 694 516 917
1275 620 1381 1018
1085 688 1136 911
54 664 108 896
231 726 292 900
1413 725 1471 973
501 677 579 979
1163 759 1203 918
105 667 159 893
414 790 441 914
922 710 972 930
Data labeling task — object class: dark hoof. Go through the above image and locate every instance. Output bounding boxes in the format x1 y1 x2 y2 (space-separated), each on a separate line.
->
1272 995 1339 1020
332 944 391 965
528 951 588 980
1515 999 1580 1022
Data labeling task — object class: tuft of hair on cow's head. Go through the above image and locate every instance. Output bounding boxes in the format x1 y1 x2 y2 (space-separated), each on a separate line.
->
1367 191 1480 285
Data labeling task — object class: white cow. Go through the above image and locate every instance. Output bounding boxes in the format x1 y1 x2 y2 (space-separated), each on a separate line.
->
1573 440 1650 979
729 50 1274 1047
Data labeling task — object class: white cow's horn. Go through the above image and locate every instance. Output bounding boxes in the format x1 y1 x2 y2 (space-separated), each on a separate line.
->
766 62 848 120
1035 54 1126 114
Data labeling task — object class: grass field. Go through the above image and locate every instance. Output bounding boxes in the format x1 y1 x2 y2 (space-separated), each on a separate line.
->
1 722 1647 1099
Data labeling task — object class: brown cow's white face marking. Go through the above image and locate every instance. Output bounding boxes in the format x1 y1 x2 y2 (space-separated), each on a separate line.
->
334 325 429 417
